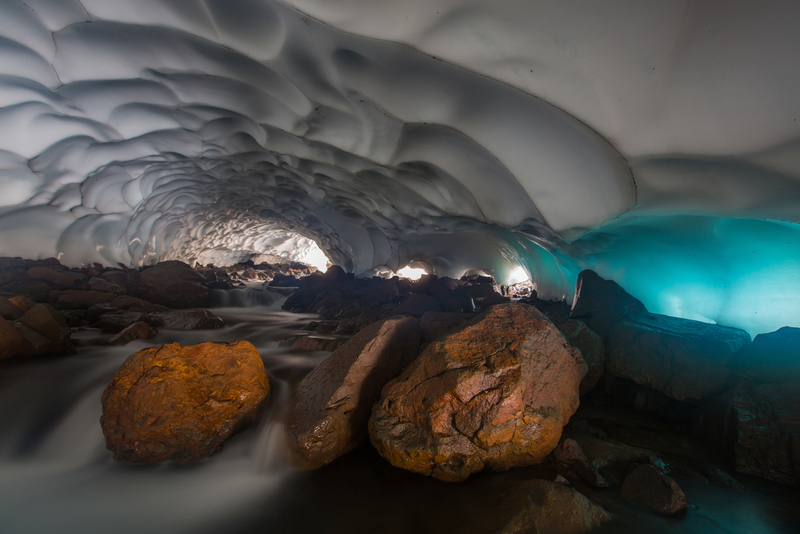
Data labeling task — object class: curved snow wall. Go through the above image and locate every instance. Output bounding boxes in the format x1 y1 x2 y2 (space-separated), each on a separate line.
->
0 0 799 336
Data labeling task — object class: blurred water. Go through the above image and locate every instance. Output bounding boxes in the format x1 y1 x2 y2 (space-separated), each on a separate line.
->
0 290 328 534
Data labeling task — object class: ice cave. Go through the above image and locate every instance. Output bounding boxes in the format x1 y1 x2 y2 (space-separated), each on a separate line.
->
0 1 799 533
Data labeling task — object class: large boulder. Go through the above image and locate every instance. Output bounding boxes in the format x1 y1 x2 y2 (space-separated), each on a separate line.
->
287 316 421 468
24 266 75 288
49 290 117 309
556 319 606 395
419 311 475 344
694 383 800 488
0 297 22 320
0 257 27 286
108 321 157 345
134 261 208 309
369 303 587 482
606 312 751 402
100 341 269 462
569 270 647 338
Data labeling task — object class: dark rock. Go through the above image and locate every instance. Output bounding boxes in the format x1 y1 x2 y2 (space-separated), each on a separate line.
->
287 316 421 468
85 277 122 294
50 290 117 309
322 265 348 284
15 304 73 356
570 270 647 338
557 319 606 395
437 290 475 313
100 270 132 290
3 280 51 302
147 309 224 330
8 295 36 314
419 311 475 344
110 295 169 313
24 266 75 288
694 383 800 487
208 280 233 290
461 284 499 299
620 464 688 516
572 459 609 488
488 479 612 533
0 297 22 320
476 294 511 308
703 466 746 491
427 276 462 297
553 438 588 466
134 261 208 309
394 293 441 318
268 273 300 287
369 303 587 482
606 312 750 402
100 341 269 462
734 327 800 383
99 311 148 333
108 322 157 345
0 257 27 286
0 316 23 360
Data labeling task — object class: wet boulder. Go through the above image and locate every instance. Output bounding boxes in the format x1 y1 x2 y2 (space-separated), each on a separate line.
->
100 341 269 462
621 464 688 516
606 313 750 402
85 277 123 294
24 266 75 288
49 290 117 309
569 270 647 338
147 309 224 330
287 316 421 468
134 261 208 309
108 321 157 345
370 303 587 482
99 311 148 333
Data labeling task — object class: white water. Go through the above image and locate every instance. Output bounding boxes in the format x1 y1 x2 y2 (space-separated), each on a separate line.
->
0 290 329 534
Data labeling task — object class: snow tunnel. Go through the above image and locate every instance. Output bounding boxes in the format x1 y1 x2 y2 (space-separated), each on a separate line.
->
0 0 799 335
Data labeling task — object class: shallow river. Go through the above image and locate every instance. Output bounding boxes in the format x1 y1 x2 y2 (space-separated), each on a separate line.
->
0 288 798 534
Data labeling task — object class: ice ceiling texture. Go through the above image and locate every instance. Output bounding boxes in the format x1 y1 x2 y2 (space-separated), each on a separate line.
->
0 0 799 336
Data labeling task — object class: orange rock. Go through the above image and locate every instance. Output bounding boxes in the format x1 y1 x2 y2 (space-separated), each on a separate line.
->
101 341 269 462
369 303 586 482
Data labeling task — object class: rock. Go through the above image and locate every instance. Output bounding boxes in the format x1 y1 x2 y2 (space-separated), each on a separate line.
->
569 270 647 338
287 316 421 468
100 270 132 290
147 309 224 330
369 303 587 482
108 322 157 345
8 295 36 314
290 336 342 352
4 280 51 302
24 266 75 288
99 311 148 333
437 290 476 313
490 479 612 534
0 257 27 286
100 341 269 462
85 277 122 294
394 293 441 317
0 316 24 360
606 313 751 402
208 280 233 290
620 464 688 516
427 276 462 297
322 265 348 284
15 304 73 356
109 295 169 313
556 319 606 395
50 290 117 309
135 261 208 309
694 383 800 487
268 273 300 287
553 438 588 466
572 459 609 488
0 297 22 320
734 327 800 383
703 466 746 491
419 311 475 343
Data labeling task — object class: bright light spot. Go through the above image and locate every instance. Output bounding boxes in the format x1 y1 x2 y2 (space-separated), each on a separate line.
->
507 266 529 285
397 266 427 280
295 243 330 271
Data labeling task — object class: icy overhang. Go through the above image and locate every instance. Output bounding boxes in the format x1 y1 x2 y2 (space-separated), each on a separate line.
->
0 0 798 335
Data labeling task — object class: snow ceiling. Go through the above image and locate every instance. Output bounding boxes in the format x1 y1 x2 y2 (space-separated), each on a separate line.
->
0 0 799 335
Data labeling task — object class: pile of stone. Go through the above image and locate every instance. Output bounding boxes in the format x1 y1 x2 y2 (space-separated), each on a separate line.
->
196 260 316 289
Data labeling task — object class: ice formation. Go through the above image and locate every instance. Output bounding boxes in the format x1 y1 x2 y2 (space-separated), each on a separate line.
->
0 0 799 335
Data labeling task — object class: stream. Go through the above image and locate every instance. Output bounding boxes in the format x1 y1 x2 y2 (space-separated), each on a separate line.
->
1 287 798 534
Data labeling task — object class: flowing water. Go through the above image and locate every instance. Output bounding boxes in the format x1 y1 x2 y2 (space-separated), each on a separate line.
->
1 287 799 534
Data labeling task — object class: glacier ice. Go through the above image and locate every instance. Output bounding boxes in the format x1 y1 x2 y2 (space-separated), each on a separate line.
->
0 0 798 335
